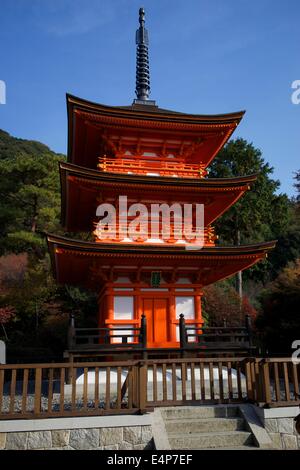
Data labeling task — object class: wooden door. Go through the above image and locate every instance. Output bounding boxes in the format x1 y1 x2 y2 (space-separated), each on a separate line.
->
142 297 168 347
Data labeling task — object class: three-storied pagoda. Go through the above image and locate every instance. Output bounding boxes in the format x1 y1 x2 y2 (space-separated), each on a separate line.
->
47 9 275 349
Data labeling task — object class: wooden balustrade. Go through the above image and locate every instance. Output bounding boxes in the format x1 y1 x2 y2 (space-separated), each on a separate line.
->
179 314 255 355
68 314 147 351
0 357 299 419
98 157 207 178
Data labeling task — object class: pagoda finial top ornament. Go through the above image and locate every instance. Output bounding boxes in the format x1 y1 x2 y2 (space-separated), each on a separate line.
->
139 7 145 26
134 7 156 105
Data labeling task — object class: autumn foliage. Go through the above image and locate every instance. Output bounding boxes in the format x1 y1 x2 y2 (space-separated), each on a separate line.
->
202 283 257 327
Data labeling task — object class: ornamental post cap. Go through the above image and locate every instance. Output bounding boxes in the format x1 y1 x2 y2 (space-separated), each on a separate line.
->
139 7 145 24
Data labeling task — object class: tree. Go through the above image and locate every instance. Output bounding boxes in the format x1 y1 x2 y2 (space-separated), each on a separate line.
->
0 129 64 256
0 306 15 340
255 260 300 354
209 138 292 293
294 170 300 202
202 281 257 327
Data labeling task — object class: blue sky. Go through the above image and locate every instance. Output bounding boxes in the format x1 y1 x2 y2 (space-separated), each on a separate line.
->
0 0 299 196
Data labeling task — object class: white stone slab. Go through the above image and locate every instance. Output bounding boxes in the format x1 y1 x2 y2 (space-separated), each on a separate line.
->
0 414 152 433
255 406 300 420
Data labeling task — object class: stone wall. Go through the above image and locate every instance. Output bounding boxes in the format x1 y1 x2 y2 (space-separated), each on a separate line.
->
264 417 299 449
0 415 154 451
0 425 153 450
254 406 300 450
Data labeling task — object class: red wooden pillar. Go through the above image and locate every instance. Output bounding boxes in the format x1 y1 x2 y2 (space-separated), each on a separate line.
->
194 289 203 324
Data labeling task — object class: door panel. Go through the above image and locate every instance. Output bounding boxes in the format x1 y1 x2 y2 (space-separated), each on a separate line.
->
153 298 168 344
143 298 154 345
142 297 168 346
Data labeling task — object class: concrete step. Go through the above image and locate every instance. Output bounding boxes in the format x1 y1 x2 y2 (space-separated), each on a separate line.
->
161 405 240 420
168 430 253 449
201 446 258 450
165 417 245 433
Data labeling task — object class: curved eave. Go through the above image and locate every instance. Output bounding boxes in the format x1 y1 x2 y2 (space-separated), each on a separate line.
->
67 93 245 124
47 234 276 256
47 234 276 288
67 93 245 163
60 161 258 188
60 162 257 230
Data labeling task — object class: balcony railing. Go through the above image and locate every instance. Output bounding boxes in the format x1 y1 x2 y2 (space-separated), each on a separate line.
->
67 314 147 352
179 314 255 355
93 224 216 245
98 157 207 178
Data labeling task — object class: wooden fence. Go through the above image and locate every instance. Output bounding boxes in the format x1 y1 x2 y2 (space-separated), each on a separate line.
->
0 357 299 420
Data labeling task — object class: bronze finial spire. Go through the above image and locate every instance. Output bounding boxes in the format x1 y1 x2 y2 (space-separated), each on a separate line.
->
134 8 156 105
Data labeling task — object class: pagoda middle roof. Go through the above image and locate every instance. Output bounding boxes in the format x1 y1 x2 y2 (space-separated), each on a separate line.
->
60 161 257 231
67 94 245 169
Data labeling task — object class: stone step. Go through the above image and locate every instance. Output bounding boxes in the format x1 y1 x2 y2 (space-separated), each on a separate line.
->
161 406 240 420
201 446 258 450
168 431 253 449
165 417 245 433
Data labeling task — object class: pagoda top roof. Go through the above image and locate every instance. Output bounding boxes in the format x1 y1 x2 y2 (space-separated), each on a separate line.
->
67 93 245 125
67 94 245 169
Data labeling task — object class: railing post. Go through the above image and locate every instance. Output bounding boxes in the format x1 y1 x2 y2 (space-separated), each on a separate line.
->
179 314 187 349
260 359 272 406
245 358 255 402
104 329 110 344
68 313 75 349
245 314 253 347
34 367 42 416
140 314 147 349
132 364 138 408
138 361 147 414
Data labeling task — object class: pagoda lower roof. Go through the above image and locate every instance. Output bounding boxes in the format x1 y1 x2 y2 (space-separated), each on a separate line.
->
47 234 276 290
60 162 257 231
67 94 245 169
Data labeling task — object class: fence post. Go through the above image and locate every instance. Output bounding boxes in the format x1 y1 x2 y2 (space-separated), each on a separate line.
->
68 313 75 350
104 329 110 344
260 359 272 406
138 361 147 414
34 367 42 416
179 314 186 349
245 314 253 347
132 364 138 408
140 314 147 349
245 358 255 402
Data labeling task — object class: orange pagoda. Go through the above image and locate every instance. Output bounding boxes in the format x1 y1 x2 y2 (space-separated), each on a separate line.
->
47 9 275 350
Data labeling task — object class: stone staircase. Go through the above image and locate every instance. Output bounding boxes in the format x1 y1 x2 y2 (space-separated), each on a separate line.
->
160 405 257 450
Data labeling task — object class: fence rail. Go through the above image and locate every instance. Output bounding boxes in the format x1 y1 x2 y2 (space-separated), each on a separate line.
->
0 357 299 420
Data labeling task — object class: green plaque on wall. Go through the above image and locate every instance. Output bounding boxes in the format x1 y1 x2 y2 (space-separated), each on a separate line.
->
151 271 161 288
